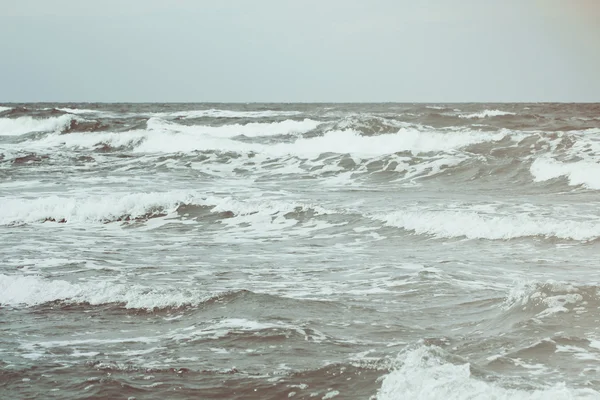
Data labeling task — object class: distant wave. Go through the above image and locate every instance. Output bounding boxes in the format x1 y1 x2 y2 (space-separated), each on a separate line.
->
146 117 320 137
459 110 516 119
56 107 105 115
167 109 303 119
0 106 12 113
12 122 507 158
136 127 505 156
56 108 303 119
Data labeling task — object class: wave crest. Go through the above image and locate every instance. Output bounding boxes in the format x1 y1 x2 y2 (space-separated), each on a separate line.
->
459 110 516 119
0 115 82 136
531 158 600 190
1 191 196 225
377 209 600 241
504 280 599 318
0 274 209 310
377 346 598 400
146 117 321 137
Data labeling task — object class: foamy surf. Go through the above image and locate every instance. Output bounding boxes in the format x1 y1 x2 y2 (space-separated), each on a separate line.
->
0 191 332 227
2 103 600 399
136 127 506 157
503 280 598 319
0 114 80 136
530 158 600 190
0 274 208 309
377 346 599 400
167 109 303 118
146 117 321 137
377 209 600 241
0 191 197 225
56 107 105 115
9 121 508 159
459 109 516 119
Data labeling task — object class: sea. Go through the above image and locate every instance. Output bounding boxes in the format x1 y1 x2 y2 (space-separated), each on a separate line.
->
1 103 600 399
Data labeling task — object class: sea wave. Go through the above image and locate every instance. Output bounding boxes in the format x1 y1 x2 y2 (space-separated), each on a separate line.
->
0 191 331 226
530 158 600 190
503 280 599 319
377 346 599 400
167 109 303 119
0 115 80 136
0 191 197 225
131 127 506 157
146 117 321 137
377 209 600 241
459 110 516 119
0 274 208 309
15 124 507 159
56 107 105 115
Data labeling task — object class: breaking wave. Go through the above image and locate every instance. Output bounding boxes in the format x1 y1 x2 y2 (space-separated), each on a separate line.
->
28 125 506 158
0 115 80 136
503 280 600 319
459 110 516 119
530 158 600 190
167 109 302 119
56 107 105 115
377 209 600 241
377 346 598 400
0 191 196 225
146 117 321 137
0 274 208 309
0 191 330 226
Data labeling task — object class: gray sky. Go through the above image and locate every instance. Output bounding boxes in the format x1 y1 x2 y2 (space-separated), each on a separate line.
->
1 0 598 102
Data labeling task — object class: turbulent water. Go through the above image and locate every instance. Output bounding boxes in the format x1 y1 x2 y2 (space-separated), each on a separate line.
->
1 103 600 399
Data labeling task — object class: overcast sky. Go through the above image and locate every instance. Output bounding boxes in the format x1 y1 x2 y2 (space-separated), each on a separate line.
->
1 0 598 102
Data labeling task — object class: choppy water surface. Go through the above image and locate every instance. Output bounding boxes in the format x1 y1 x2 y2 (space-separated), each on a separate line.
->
1 103 600 399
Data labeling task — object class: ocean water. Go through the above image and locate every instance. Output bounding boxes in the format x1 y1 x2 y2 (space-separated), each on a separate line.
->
1 103 600 399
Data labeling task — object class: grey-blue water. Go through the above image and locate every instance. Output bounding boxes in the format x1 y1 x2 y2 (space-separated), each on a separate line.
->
1 103 600 399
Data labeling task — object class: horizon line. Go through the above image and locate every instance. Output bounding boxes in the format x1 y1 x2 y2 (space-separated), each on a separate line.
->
2 101 600 105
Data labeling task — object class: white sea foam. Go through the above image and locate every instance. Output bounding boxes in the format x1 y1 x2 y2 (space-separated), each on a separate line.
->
146 117 320 137
0 191 197 225
530 158 600 190
378 209 600 241
0 106 12 113
0 115 78 136
377 346 599 400
0 191 332 228
33 129 149 151
202 196 334 240
135 127 506 157
10 121 507 160
56 107 104 115
168 318 328 342
0 274 208 309
205 195 329 217
459 110 516 119
167 109 302 119
504 280 588 318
